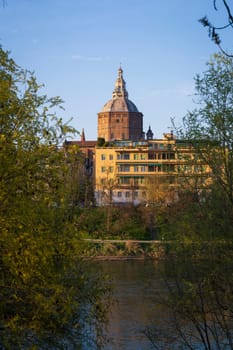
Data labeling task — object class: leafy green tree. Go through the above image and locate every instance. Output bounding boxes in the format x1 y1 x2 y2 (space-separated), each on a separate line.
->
179 53 233 208
146 53 233 349
0 47 111 349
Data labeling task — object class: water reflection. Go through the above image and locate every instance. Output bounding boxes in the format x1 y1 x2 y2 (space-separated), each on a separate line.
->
98 260 163 350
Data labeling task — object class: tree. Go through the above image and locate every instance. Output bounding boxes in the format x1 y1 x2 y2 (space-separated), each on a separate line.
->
144 175 176 206
142 175 177 239
0 47 111 349
144 242 233 350
96 169 118 234
200 0 233 57
179 53 233 207
145 53 233 349
97 137 105 147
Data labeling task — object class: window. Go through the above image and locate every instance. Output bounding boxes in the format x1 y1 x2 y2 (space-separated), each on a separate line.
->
101 166 106 173
119 177 130 185
123 153 130 160
140 166 147 172
133 177 144 185
119 165 130 172
109 154 114 160
134 154 139 160
109 166 114 173
101 154 106 160
148 165 155 172
125 192 130 198
169 152 175 159
117 192 122 198
140 153 146 160
138 177 145 185
148 153 156 160
134 166 139 172
124 165 130 172
117 153 130 160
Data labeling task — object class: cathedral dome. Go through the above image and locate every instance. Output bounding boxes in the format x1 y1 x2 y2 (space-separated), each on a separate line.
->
98 67 144 142
101 97 138 113
100 67 139 113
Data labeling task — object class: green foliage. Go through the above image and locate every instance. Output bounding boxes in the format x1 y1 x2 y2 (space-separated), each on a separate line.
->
0 47 111 349
146 53 233 349
75 206 149 240
178 53 233 205
97 137 105 147
156 186 233 242
96 138 110 147
80 240 166 259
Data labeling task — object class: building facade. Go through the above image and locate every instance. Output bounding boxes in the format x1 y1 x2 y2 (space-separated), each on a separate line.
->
95 135 211 206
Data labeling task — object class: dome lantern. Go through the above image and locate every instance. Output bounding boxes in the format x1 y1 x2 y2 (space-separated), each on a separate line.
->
112 67 128 99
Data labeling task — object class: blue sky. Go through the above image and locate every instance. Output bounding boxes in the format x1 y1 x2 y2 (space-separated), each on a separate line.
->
1 0 232 139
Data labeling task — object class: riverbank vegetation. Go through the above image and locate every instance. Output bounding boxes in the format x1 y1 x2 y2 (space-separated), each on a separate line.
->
80 239 167 260
0 47 111 349
75 205 159 240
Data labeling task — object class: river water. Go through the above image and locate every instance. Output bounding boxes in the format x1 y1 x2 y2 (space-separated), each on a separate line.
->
94 259 230 350
98 260 164 350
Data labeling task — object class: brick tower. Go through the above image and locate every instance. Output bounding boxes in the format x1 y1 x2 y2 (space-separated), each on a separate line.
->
98 67 144 142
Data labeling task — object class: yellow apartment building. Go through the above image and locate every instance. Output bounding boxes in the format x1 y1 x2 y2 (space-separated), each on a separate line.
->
95 133 211 206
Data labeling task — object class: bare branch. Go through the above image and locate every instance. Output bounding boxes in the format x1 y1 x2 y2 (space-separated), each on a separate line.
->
199 0 233 57
214 0 218 11
223 0 233 25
